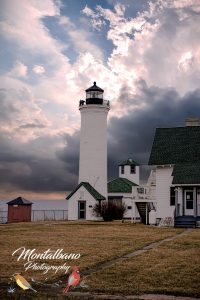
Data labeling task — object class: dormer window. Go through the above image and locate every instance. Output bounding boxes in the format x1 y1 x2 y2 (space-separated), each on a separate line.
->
130 165 135 174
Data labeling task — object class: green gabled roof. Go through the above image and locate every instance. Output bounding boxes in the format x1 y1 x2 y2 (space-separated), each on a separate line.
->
172 164 200 184
119 158 140 166
149 126 200 165
66 182 106 200
108 177 138 193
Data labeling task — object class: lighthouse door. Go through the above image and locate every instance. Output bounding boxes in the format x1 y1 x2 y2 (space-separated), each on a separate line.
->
78 201 86 219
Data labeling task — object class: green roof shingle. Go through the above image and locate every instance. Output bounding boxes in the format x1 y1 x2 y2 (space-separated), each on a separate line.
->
119 159 140 166
149 126 200 165
66 182 106 200
172 164 200 184
108 177 138 193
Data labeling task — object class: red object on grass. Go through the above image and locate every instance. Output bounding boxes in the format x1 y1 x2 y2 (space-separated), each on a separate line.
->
63 266 80 294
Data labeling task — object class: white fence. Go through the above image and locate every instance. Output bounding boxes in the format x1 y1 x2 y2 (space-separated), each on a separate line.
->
32 210 68 221
0 211 7 223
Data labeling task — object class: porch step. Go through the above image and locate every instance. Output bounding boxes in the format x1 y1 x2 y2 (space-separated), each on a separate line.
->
174 216 196 228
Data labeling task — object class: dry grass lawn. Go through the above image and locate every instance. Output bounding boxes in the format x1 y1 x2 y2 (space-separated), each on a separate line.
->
86 229 200 298
0 221 182 285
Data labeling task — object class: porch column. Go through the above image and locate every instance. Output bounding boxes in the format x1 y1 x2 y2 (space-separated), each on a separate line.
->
194 187 197 217
175 187 178 217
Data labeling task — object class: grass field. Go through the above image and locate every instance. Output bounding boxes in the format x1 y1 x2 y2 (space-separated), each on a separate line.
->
0 221 199 299
86 229 200 298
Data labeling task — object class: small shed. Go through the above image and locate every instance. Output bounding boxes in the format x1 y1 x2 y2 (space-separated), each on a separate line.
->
7 197 33 223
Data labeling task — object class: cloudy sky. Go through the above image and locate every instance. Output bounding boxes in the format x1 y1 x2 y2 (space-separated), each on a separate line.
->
0 0 200 200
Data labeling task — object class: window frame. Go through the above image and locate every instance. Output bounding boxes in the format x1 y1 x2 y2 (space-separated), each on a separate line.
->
130 165 136 174
121 165 124 174
170 187 176 206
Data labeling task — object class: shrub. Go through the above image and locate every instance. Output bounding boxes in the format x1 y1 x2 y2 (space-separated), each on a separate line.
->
93 201 127 221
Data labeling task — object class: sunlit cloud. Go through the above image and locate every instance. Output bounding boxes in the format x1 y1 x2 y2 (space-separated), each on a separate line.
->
33 65 45 74
9 61 28 78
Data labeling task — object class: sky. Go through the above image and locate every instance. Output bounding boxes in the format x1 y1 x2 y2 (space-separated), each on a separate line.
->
0 0 200 200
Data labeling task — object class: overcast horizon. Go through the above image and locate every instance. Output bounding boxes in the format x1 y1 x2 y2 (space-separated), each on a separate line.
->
0 0 200 200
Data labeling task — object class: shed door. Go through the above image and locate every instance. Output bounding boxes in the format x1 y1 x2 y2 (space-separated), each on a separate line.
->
184 190 194 216
78 201 86 219
11 207 21 221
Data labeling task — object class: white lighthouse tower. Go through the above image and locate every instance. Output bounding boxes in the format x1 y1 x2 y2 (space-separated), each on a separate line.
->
79 82 110 197
66 82 110 220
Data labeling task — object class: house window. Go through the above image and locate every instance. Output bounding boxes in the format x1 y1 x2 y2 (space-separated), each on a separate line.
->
137 187 144 194
130 165 135 174
170 187 176 206
121 166 124 174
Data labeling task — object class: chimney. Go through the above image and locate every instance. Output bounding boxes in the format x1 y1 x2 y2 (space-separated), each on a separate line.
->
185 117 199 127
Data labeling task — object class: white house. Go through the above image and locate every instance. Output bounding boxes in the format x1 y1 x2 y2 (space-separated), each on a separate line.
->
148 117 200 227
67 82 110 220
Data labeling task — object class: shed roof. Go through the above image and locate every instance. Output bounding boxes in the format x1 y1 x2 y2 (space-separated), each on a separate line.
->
7 197 33 205
108 177 138 193
172 164 200 184
66 182 106 200
119 158 140 166
149 126 200 165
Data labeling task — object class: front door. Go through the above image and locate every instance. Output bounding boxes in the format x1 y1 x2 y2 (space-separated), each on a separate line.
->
78 201 86 219
184 190 194 216
197 189 200 216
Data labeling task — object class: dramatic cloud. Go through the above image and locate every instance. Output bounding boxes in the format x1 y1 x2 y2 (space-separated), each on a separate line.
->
83 0 200 94
0 131 77 194
1 0 200 198
0 83 50 141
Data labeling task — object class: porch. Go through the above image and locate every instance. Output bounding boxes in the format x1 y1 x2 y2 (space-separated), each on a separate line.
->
108 185 156 224
174 186 200 227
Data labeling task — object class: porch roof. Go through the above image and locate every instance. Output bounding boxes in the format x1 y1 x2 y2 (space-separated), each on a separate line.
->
108 177 138 193
148 126 200 165
172 164 200 184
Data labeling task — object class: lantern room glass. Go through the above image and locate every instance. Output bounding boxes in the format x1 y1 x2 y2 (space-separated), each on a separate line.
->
86 91 103 99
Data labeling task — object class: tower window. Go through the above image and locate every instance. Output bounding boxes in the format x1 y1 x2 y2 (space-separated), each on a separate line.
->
130 165 135 174
121 166 124 174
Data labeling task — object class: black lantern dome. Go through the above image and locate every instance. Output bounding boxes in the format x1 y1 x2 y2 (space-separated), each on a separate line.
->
85 82 104 105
